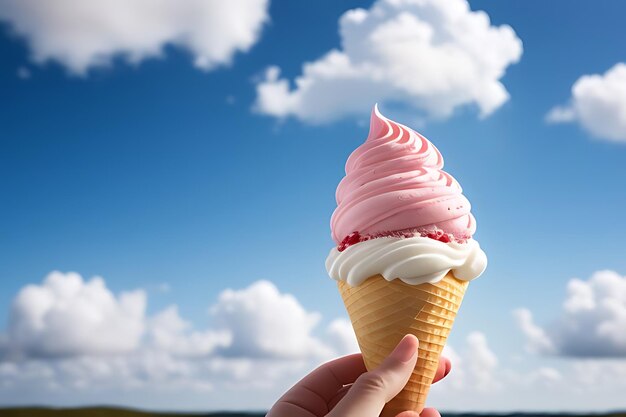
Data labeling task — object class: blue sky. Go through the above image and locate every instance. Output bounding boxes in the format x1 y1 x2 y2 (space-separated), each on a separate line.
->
1 0 626 412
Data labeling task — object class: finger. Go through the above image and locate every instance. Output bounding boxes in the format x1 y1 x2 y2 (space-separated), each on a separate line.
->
268 353 366 417
267 401 319 417
327 384 352 410
432 356 451 384
291 353 366 402
328 334 419 417
420 407 442 417
395 408 441 417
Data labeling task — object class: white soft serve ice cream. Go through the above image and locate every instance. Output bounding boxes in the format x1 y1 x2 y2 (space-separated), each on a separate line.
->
326 236 486 286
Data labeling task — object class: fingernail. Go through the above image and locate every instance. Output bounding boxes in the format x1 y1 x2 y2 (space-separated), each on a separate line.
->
444 361 451 377
390 334 418 363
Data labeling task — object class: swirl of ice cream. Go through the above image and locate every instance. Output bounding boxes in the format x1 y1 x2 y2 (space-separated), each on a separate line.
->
326 235 487 286
330 105 476 245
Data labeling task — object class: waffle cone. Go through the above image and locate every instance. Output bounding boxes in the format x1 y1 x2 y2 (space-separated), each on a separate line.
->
337 272 468 417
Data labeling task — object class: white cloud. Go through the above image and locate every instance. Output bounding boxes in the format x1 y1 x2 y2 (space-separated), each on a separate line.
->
528 367 562 385
515 270 626 357
430 333 626 412
0 0 270 75
571 359 626 388
325 318 359 356
546 63 626 142
2 273 626 411
433 333 567 409
3 273 338 362
0 272 349 409
435 332 499 393
512 308 555 354
465 332 499 391
211 280 332 359
6 271 146 358
254 0 522 124
545 105 575 123
148 306 231 358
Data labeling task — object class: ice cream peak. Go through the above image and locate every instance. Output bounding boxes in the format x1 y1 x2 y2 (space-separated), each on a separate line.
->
331 105 476 246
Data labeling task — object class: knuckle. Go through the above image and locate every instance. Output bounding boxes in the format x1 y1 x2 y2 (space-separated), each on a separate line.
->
355 371 387 393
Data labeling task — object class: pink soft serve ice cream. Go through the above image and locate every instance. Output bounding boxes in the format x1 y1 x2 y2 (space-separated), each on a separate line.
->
332 104 475 250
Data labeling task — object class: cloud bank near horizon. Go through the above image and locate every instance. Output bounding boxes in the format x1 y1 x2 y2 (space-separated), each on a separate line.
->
515 270 626 358
1 271 626 411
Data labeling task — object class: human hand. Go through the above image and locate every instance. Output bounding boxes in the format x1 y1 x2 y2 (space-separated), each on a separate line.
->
267 334 450 417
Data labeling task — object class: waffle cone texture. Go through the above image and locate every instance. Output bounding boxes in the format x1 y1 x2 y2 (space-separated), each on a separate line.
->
337 272 468 417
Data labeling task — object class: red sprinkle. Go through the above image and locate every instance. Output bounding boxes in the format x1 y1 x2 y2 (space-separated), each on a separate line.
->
338 231 366 252
426 231 451 243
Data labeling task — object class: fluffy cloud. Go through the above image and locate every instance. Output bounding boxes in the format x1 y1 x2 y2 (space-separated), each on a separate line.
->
6 271 146 358
435 332 499 392
2 273 346 361
515 270 626 357
148 306 231 358
326 318 360 356
3 273 626 411
255 0 522 124
0 0 269 75
210 280 332 359
465 332 499 390
0 271 353 407
429 333 623 412
512 308 555 355
571 359 626 388
547 63 626 142
523 367 563 386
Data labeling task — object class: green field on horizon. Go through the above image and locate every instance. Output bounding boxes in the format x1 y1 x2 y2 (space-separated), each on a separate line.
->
0 407 263 417
1 408 625 417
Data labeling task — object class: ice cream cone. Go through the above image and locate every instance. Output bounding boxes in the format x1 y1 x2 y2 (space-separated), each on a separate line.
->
337 271 468 417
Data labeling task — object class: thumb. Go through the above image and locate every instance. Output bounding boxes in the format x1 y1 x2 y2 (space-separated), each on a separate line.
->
327 334 419 417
